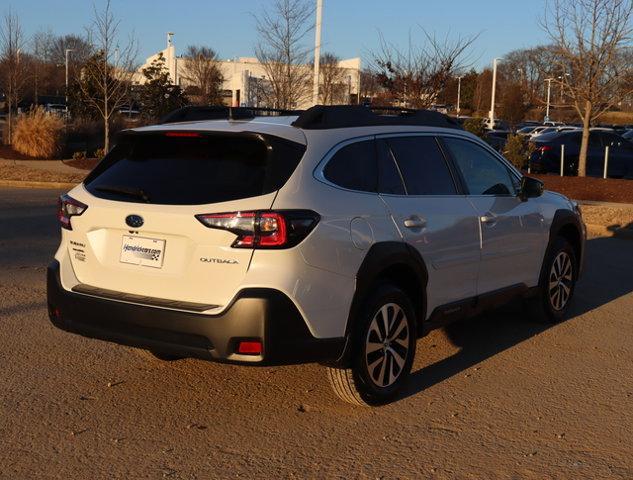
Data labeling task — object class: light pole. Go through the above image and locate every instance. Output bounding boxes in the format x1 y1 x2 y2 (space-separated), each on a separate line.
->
312 0 323 106
489 58 500 128
456 76 462 117
65 48 73 111
545 77 553 122
558 73 570 104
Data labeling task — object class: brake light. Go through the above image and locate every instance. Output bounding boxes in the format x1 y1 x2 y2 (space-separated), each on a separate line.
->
195 210 319 249
164 131 202 137
58 194 88 230
539 145 553 152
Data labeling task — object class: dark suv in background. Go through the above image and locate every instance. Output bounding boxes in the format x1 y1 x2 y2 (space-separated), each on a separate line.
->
530 130 633 177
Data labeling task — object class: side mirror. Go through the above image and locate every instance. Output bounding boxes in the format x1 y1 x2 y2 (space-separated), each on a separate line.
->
519 176 544 201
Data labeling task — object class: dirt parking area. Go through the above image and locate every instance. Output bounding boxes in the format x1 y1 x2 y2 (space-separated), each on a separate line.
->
531 174 633 204
0 187 632 479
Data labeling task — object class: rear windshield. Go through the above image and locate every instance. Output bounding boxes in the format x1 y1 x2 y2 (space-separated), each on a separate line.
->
84 132 305 205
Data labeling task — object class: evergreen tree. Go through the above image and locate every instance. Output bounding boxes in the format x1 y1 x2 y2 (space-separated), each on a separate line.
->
140 52 187 120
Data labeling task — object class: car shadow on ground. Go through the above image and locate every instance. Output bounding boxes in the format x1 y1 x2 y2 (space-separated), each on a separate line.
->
399 236 633 402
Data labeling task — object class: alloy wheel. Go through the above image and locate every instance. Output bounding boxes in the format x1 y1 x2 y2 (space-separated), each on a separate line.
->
365 303 410 388
549 251 573 311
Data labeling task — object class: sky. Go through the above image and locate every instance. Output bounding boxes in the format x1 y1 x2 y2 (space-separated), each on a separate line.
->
7 0 551 69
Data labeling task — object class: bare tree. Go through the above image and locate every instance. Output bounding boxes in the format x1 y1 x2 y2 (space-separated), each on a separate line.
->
254 0 314 109
318 53 348 104
542 0 633 176
371 28 479 108
79 0 137 152
0 9 27 145
180 45 224 105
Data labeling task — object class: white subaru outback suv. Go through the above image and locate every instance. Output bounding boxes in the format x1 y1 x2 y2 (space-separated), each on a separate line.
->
48 105 585 406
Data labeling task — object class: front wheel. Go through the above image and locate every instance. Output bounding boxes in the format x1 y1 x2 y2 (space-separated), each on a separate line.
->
527 237 578 323
327 285 417 406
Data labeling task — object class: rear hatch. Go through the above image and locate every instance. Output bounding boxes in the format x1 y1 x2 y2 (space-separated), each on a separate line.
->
67 130 305 309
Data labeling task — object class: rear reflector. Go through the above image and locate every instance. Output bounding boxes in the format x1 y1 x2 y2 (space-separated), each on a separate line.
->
237 341 262 355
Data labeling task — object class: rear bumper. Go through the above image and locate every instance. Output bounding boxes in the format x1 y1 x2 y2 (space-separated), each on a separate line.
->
46 260 345 365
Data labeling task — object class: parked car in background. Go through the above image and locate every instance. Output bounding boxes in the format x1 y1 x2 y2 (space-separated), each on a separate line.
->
117 108 141 122
532 126 578 138
483 130 511 152
528 126 550 138
530 130 633 177
517 126 539 136
484 118 510 131
45 104 68 117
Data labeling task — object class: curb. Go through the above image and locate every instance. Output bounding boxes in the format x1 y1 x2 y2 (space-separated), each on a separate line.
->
0 180 77 189
586 223 633 240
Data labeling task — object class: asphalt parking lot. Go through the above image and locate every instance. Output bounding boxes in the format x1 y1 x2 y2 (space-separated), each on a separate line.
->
1 187 632 479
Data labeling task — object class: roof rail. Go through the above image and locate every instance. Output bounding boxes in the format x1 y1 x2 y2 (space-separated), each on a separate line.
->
291 105 463 130
159 105 304 124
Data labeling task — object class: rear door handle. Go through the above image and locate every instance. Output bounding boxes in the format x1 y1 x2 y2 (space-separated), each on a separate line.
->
480 214 497 226
403 216 427 229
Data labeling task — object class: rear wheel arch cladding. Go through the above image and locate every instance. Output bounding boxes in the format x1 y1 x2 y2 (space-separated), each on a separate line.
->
335 242 429 365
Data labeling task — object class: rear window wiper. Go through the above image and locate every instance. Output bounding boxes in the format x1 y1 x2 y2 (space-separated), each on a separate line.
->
94 185 151 203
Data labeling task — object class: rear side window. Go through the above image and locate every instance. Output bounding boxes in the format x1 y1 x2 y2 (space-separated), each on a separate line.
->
323 140 377 192
84 133 305 205
386 136 457 195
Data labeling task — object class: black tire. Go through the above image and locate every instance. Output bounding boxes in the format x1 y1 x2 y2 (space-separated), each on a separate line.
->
527 236 578 323
327 284 417 406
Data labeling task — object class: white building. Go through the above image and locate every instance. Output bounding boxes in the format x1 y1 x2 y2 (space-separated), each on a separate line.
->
134 34 361 109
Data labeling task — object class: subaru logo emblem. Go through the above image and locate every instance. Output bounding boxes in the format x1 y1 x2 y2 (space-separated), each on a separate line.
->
125 214 144 228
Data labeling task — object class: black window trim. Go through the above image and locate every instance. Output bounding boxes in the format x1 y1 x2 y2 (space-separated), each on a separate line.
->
437 133 523 198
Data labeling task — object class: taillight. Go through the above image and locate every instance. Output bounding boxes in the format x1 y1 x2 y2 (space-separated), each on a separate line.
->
539 145 553 152
196 210 319 249
58 194 88 230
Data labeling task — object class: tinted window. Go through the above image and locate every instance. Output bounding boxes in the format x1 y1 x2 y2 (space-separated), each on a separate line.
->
442 137 516 196
376 140 406 195
387 136 457 195
323 140 377 192
85 133 305 205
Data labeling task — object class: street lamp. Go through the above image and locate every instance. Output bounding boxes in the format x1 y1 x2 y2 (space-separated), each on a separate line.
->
558 73 570 103
312 0 323 105
65 49 73 111
544 77 553 122
489 58 500 128
456 76 462 117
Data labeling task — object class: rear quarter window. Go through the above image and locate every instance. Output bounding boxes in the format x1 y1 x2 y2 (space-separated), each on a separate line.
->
84 133 305 205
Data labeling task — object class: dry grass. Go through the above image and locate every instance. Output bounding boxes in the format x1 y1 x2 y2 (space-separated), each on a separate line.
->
12 108 64 158
0 165 84 183
597 111 633 125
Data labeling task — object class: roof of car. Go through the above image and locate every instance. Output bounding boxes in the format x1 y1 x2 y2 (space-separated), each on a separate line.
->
129 107 473 147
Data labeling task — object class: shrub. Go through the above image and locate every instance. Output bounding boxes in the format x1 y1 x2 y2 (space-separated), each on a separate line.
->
12 107 65 158
503 134 534 170
72 151 87 160
94 148 106 160
463 118 486 138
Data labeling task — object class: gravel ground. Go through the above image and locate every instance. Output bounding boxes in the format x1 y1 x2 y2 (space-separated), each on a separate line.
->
1 188 632 479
